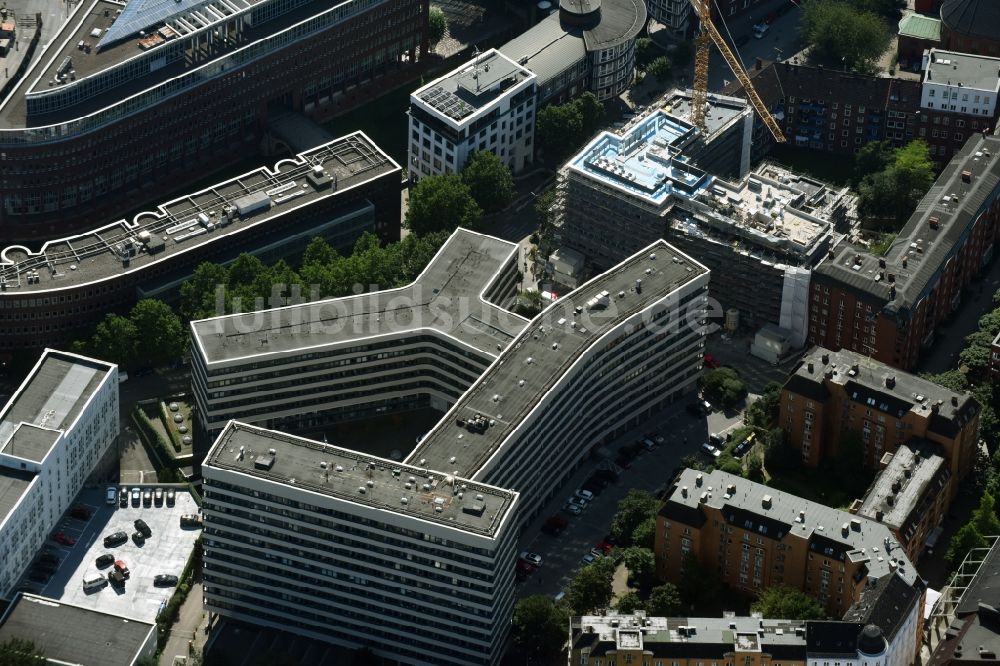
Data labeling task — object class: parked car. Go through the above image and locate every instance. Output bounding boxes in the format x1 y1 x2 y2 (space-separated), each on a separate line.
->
131 488 141 506
700 399 713 413
646 432 665 445
753 23 769 38
131 531 145 545
563 503 583 516
701 442 722 458
154 488 164 506
566 496 589 510
142 490 152 507
83 573 107 591
119 488 128 508
580 480 604 496
54 532 75 546
180 514 203 528
134 518 152 538
28 571 50 583
108 569 126 588
166 489 176 507
38 553 58 565
575 489 595 502
519 551 543 567
763 10 777 23
154 574 179 587
542 515 568 536
703 353 721 369
114 560 130 578
733 432 758 457
95 554 115 568
70 505 90 520
581 552 598 565
103 531 128 548
708 433 724 447
595 541 614 555
589 548 605 560
106 486 117 505
615 456 633 470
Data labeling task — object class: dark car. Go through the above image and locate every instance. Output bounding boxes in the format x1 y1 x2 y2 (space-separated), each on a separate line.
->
686 403 705 417
166 489 176 507
96 554 115 568
119 489 128 508
735 34 750 47
134 519 152 538
154 574 179 587
132 531 145 545
103 531 128 548
154 488 164 506
38 553 59 565
108 569 126 588
70 505 90 520
28 571 50 583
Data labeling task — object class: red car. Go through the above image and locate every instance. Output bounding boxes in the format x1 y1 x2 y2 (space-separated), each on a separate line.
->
115 560 130 579
703 354 721 369
54 532 75 546
70 506 90 520
763 10 777 23
595 542 614 555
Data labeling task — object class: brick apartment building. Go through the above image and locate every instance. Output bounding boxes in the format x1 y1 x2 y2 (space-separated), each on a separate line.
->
655 468 926 666
0 0 426 244
809 132 1000 371
779 347 979 483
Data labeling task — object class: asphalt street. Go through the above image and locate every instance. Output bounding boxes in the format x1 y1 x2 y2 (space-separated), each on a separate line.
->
516 398 742 599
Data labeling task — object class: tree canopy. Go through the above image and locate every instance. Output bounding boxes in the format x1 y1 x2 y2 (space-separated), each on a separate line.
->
647 56 671 81
621 546 656 586
535 94 605 164
510 595 569 662
615 591 646 614
751 585 826 620
406 174 482 235
610 489 660 546
745 381 782 428
800 1 890 73
461 150 515 213
566 556 616 614
72 299 185 371
428 8 447 44
700 368 747 409
857 140 935 228
646 583 682 616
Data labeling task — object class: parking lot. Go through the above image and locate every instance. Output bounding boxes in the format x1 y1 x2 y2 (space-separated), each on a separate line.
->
18 485 202 623
516 396 743 598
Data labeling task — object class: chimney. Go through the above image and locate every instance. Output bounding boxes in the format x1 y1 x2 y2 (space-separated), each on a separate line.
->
902 257 908 268
696 473 704 487
821 353 830 364
878 258 886 268
681 486 688 498
807 361 815 373
888 273 895 283
885 375 896 389
762 495 773 509
889 285 897 300
875 510 884 521
951 396 959 406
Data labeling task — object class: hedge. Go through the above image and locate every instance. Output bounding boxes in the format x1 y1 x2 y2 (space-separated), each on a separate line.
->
158 401 184 452
157 537 203 650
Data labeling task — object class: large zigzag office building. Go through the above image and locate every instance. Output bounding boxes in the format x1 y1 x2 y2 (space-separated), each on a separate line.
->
193 228 710 664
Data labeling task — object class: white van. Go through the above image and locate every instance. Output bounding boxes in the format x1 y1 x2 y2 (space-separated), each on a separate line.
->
83 573 107 591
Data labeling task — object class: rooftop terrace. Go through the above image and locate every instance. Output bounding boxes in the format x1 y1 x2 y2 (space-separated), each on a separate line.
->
191 228 526 364
0 132 397 295
0 350 113 464
206 422 519 538
408 240 708 478
568 110 712 207
413 49 534 124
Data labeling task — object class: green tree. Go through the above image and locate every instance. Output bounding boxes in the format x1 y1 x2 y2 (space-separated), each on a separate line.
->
647 56 671 81
180 261 229 321
0 637 45 664
621 546 656 586
751 585 826 620
566 557 616 614
858 140 935 227
677 553 719 607
646 583 682 616
920 369 969 393
853 140 893 185
461 150 515 213
610 489 659 546
632 515 657 550
868 233 896 257
129 299 186 367
510 595 569 662
536 102 585 164
615 590 646 614
973 491 1000 536
745 381 782 428
700 368 747 408
947 522 988 564
634 37 656 66
747 454 764 482
800 1 890 73
715 452 743 476
428 8 447 44
406 174 482 235
89 313 138 370
575 92 606 137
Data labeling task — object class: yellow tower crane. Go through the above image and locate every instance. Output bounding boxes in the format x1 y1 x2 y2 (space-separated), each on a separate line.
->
688 0 786 143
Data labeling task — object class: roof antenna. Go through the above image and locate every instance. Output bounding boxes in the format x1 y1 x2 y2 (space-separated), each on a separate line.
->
472 45 482 92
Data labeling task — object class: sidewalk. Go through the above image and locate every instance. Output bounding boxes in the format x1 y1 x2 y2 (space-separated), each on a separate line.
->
159 581 209 665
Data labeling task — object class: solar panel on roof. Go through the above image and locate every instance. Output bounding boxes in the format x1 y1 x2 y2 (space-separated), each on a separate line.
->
419 86 474 121
98 0 216 48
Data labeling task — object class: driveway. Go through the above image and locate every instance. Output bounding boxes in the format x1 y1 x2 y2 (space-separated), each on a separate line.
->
515 399 739 598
